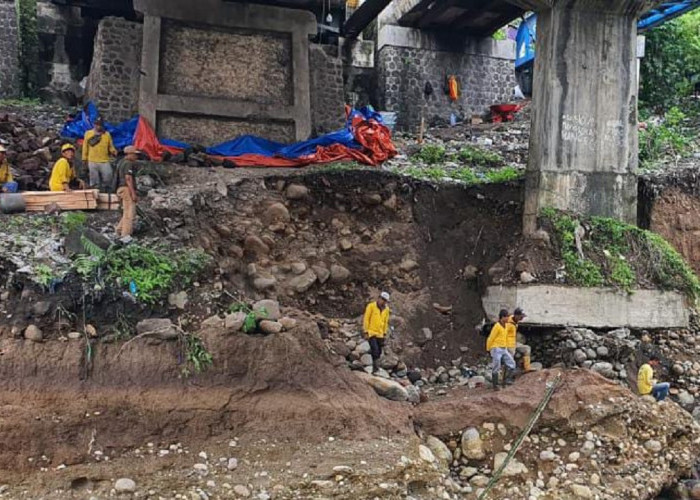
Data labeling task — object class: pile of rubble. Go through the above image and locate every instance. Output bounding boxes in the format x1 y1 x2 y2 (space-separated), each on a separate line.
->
416 369 700 499
0 112 67 190
532 327 639 382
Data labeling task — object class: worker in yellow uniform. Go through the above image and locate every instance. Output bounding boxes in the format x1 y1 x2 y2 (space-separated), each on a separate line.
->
49 144 85 192
638 355 670 401
0 145 18 193
363 291 391 374
506 307 531 372
487 309 516 390
83 117 116 191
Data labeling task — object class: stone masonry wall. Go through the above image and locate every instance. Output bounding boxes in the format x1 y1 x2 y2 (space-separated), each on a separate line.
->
309 44 345 136
0 0 20 98
159 22 293 106
377 45 516 131
86 17 143 122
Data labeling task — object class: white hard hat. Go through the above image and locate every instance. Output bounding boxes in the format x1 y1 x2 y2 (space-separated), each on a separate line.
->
380 291 391 302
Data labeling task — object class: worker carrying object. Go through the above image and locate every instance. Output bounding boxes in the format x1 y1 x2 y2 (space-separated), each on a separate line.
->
114 146 140 240
0 145 18 193
83 116 117 191
486 309 516 390
363 291 391 374
638 355 670 402
507 307 532 373
49 144 85 192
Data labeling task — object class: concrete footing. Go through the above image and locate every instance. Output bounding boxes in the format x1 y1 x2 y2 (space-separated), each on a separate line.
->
482 285 689 329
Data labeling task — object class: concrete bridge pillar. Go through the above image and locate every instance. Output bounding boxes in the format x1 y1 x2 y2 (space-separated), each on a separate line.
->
520 0 647 233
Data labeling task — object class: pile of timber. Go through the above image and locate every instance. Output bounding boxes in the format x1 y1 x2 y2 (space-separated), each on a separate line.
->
21 190 99 212
97 193 120 211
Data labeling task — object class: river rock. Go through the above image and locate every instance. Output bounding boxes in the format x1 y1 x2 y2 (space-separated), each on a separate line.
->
253 276 276 291
244 235 270 255
24 325 43 342
259 320 283 335
644 440 662 452
355 372 408 401
330 264 351 282
678 391 695 406
233 485 250 497
136 318 179 339
360 353 373 366
279 317 297 330
285 184 309 200
399 259 419 272
539 450 556 461
426 436 452 467
114 478 136 493
418 444 435 463
494 452 528 476
289 269 317 292
570 484 593 498
168 291 188 310
312 264 330 284
253 299 281 321
461 427 485 460
357 341 371 354
201 315 224 329
225 311 247 332
263 202 290 223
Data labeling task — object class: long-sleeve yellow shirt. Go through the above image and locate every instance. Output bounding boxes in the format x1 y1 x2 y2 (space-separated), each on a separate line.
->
363 301 390 338
49 158 75 191
506 316 518 348
638 363 655 395
0 160 12 183
486 322 509 351
83 129 116 163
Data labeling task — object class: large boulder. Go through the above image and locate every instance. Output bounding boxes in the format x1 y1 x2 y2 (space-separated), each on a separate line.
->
136 318 179 340
461 427 485 460
355 372 408 402
425 436 452 468
252 299 281 321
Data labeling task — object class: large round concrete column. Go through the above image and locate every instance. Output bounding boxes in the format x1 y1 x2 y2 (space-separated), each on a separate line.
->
522 1 645 233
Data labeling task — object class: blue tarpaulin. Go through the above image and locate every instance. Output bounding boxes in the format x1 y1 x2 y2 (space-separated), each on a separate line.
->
60 103 395 166
60 102 138 150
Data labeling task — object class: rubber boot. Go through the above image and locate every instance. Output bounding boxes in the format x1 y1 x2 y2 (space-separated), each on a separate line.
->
505 368 515 386
372 359 379 374
492 373 500 391
523 355 532 373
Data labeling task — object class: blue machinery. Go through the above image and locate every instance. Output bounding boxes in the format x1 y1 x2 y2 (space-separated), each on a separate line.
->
515 1 700 95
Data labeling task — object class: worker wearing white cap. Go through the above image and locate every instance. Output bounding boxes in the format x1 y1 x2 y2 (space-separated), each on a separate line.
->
0 145 18 193
114 145 141 239
363 291 391 373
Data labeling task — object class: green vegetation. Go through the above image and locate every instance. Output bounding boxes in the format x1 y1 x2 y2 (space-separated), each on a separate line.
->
414 145 447 165
60 212 88 234
319 161 364 172
16 0 39 96
396 164 523 185
483 166 521 183
72 240 211 305
541 208 700 303
639 107 693 169
179 333 214 377
457 146 504 167
228 302 266 333
34 264 57 289
640 10 700 111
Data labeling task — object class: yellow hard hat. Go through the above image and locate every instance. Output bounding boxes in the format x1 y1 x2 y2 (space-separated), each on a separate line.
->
61 143 76 152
